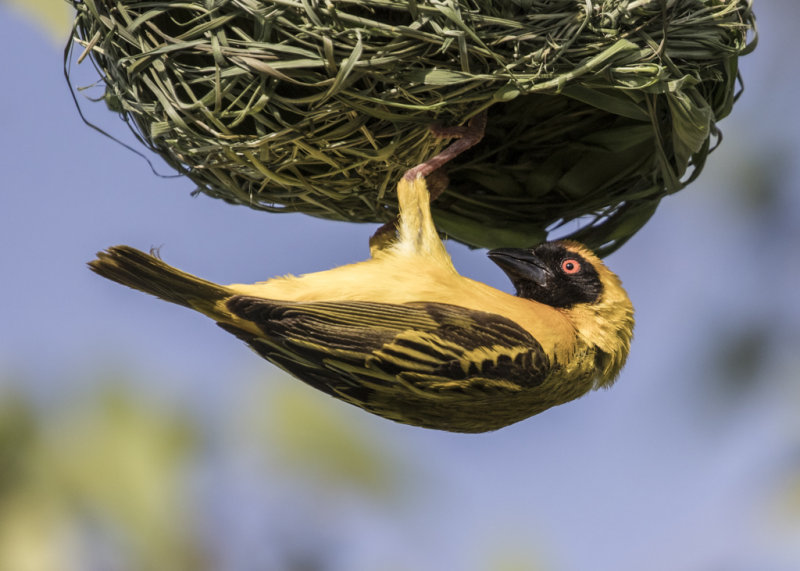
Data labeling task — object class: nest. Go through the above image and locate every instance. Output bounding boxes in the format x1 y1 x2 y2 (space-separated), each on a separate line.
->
67 0 756 255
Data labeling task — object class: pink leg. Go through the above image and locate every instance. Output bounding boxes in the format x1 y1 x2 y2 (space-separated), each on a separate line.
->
370 111 488 250
403 111 488 183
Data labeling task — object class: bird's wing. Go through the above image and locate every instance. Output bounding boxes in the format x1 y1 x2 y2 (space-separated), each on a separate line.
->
218 297 550 403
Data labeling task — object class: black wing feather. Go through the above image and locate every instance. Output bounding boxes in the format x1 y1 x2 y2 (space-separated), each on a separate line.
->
222 297 549 399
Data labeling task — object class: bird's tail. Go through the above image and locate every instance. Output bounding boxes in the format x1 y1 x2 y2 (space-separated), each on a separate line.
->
89 246 230 318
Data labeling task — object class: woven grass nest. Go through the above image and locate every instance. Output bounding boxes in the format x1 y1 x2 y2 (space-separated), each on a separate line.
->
67 0 755 254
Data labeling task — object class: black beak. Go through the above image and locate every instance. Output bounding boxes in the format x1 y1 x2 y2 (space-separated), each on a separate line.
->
487 247 551 287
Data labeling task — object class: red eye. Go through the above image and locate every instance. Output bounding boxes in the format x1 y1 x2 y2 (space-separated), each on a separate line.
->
561 259 581 274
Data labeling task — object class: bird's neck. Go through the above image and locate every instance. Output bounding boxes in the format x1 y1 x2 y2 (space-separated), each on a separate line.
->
563 298 634 389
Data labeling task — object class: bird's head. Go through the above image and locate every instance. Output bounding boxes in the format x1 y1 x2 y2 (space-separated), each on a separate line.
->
488 240 634 387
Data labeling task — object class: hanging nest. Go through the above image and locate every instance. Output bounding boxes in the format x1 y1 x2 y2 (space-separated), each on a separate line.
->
67 0 755 255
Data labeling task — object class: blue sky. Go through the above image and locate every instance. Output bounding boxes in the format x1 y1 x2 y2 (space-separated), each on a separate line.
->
1 2 799 570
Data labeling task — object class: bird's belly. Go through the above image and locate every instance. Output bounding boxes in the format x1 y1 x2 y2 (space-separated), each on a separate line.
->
361 368 596 433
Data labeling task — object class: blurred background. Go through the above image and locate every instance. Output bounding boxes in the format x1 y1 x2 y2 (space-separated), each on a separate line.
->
1 1 798 569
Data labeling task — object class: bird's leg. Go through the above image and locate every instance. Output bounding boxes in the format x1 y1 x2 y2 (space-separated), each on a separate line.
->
402 111 488 198
370 111 488 251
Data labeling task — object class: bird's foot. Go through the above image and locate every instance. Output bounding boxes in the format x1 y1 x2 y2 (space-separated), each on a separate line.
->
402 111 488 194
370 111 488 252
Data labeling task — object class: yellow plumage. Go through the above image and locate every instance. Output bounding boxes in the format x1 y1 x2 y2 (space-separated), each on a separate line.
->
90 176 634 432
227 179 579 358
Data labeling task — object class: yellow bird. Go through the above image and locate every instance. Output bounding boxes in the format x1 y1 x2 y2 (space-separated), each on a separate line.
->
89 170 634 432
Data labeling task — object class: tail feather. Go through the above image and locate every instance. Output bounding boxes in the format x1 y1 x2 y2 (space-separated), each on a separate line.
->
89 246 229 316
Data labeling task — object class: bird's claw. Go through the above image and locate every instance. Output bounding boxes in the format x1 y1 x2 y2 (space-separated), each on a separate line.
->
371 110 488 251
402 111 488 183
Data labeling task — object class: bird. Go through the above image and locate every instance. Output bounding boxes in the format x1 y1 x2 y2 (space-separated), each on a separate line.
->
89 116 634 432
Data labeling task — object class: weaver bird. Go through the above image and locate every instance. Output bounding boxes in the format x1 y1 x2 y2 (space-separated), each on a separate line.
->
90 116 633 432
89 175 633 432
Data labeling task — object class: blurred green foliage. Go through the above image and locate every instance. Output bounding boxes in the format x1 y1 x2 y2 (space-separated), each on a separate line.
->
0 369 555 570
1 0 72 43
0 381 205 571
0 372 415 570
243 382 409 501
